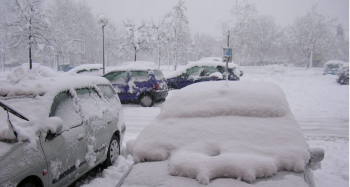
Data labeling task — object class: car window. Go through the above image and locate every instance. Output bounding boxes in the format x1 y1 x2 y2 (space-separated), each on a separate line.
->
49 91 82 129
104 71 126 84
97 85 120 104
186 66 202 76
129 71 149 82
76 88 103 118
153 70 165 80
202 66 220 76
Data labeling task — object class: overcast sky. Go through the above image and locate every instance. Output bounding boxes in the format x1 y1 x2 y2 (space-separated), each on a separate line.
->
79 0 349 38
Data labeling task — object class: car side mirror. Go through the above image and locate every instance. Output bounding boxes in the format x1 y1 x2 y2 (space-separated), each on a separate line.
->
309 148 324 162
308 147 324 170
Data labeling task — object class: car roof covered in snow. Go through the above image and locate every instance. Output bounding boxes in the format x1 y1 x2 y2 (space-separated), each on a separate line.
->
108 61 158 72
166 60 237 78
0 66 111 119
130 81 310 185
67 64 103 74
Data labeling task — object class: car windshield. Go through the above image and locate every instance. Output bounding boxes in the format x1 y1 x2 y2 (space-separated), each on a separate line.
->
153 70 165 80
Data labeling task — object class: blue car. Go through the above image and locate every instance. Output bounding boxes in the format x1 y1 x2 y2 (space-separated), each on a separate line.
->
166 61 242 89
103 62 168 107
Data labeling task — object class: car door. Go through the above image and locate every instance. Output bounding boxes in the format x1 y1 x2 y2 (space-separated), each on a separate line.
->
75 87 117 166
40 91 87 187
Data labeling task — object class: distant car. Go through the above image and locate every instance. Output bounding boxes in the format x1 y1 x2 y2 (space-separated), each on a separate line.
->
166 60 243 89
122 81 324 187
336 66 349 85
323 60 347 75
67 64 103 76
102 61 168 107
0 66 125 187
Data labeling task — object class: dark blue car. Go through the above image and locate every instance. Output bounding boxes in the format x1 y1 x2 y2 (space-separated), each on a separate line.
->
166 61 242 89
103 66 168 107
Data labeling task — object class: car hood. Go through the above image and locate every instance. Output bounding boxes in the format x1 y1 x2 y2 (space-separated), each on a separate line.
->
121 161 309 187
0 142 23 161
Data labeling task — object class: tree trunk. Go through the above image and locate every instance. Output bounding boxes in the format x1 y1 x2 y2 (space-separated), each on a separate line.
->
29 43 32 69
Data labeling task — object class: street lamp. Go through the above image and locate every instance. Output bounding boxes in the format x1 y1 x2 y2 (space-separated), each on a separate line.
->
98 15 108 74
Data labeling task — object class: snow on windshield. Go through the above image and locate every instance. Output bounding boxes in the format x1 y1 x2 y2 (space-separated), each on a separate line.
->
130 81 309 184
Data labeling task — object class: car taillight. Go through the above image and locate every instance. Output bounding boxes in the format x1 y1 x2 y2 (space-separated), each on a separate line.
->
153 83 159 90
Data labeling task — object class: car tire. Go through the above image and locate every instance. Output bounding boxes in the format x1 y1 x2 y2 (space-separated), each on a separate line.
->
18 178 42 187
105 135 120 167
140 94 154 107
343 78 349 85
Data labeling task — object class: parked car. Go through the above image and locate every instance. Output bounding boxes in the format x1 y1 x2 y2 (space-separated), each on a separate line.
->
336 65 349 85
122 81 324 187
67 64 103 76
102 61 168 107
323 60 347 75
0 66 125 187
166 60 242 89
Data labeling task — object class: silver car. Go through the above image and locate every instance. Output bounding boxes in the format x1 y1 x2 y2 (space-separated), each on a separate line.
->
0 69 125 187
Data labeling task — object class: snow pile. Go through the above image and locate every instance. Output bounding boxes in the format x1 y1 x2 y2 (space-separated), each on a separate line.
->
81 155 134 187
158 81 288 119
131 81 310 184
109 61 157 71
67 64 103 75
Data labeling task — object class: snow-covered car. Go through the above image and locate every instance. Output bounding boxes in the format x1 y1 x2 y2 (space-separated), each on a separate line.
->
122 81 324 187
323 60 347 75
336 64 349 85
166 60 242 89
102 61 168 107
0 66 126 187
67 64 103 76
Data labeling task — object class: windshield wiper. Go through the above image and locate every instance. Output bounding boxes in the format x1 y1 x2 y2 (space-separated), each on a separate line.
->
0 101 29 121
0 100 29 139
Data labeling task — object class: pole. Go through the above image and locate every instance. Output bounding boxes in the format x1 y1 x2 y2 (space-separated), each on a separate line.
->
226 30 230 82
102 25 105 74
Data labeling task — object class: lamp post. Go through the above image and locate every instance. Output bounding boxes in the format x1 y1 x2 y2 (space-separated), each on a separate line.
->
98 15 108 74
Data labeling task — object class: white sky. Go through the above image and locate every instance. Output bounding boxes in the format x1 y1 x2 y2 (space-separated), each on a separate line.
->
79 0 349 38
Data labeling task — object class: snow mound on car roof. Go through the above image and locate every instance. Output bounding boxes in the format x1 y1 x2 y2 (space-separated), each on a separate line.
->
158 81 288 118
131 81 309 184
109 61 157 71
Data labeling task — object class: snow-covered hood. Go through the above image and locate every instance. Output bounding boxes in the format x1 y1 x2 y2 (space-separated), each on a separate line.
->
130 81 310 185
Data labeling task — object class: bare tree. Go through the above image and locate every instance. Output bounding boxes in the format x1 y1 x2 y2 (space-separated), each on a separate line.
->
3 0 49 69
289 5 336 68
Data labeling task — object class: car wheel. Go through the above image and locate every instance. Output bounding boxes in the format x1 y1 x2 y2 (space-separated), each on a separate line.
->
105 135 120 167
18 178 42 187
343 78 349 85
140 94 154 107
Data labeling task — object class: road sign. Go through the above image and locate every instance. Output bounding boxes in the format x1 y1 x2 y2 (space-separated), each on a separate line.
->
223 48 232 62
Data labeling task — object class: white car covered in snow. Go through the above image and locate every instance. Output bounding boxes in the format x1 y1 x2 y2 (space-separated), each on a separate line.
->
122 81 324 187
67 64 103 76
0 66 126 187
